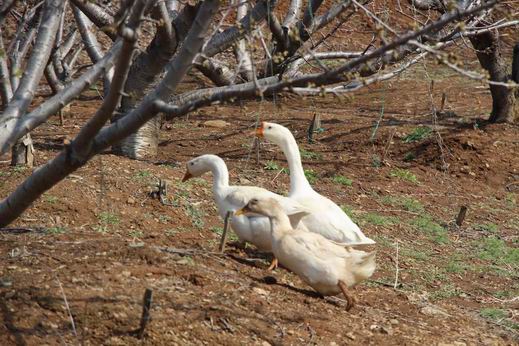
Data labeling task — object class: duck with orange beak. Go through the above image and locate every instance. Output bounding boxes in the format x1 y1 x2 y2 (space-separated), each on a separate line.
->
181 154 310 269
236 197 376 311
253 121 375 246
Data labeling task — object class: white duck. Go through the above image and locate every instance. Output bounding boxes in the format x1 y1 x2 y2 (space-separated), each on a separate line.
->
182 154 310 258
236 197 376 310
255 122 375 246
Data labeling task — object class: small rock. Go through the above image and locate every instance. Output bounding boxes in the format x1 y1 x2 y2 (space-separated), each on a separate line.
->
202 120 229 128
287 330 295 335
345 332 356 340
252 287 269 297
329 342 338 346
261 341 271 346
420 305 450 317
127 196 136 205
389 319 399 325
438 342 466 346
121 270 131 277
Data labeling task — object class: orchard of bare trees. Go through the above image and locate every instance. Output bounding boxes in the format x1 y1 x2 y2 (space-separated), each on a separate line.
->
0 0 519 344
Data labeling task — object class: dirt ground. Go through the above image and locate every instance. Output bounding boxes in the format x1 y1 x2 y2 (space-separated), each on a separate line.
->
1 58 518 345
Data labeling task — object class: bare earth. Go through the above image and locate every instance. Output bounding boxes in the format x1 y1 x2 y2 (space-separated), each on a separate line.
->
1 63 518 345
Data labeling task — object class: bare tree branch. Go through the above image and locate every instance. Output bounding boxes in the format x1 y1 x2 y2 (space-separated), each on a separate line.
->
70 0 116 40
0 0 222 226
0 0 64 132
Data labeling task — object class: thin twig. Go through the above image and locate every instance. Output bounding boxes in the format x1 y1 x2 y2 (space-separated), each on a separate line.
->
393 241 399 290
55 275 77 338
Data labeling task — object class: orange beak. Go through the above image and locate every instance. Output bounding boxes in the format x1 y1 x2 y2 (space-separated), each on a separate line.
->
182 171 193 182
255 122 265 138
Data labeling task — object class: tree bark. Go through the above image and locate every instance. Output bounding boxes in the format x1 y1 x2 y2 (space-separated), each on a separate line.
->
112 2 198 159
469 30 516 123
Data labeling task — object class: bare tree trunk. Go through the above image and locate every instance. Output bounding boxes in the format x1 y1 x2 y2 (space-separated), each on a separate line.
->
234 0 253 82
469 30 516 123
11 134 34 167
112 2 197 160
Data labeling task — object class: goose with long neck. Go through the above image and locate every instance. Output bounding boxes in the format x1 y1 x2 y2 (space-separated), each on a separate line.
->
236 197 377 311
182 154 310 257
256 122 375 245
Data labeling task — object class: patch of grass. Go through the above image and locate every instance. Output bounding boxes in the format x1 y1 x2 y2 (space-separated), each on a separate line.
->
159 215 172 224
371 154 382 168
429 283 462 301
332 175 353 187
401 248 430 261
46 226 66 234
264 161 281 171
13 165 26 173
505 193 516 209
402 126 432 143
390 168 419 184
480 308 507 320
479 307 518 330
93 225 109 233
474 222 499 233
477 237 519 267
128 230 144 238
411 215 449 244
210 226 239 242
300 149 322 160
133 170 152 181
185 204 205 229
304 169 318 184
99 212 119 225
445 255 471 273
404 152 416 162
381 195 424 213
44 194 58 204
360 212 399 226
165 227 188 236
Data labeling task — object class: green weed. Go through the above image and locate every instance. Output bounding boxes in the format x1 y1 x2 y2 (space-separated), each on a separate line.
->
474 223 499 233
404 152 416 162
133 170 152 181
99 212 119 225
44 194 58 204
390 168 419 184
360 212 399 226
264 161 281 171
128 230 144 238
403 127 432 143
46 227 66 234
371 155 382 168
300 149 322 160
381 196 424 213
411 215 449 244
477 237 519 267
185 204 205 229
429 284 462 301
332 175 353 187
401 248 430 261
210 226 239 242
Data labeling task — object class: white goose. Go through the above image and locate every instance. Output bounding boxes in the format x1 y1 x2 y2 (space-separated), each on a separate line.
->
236 197 376 310
255 122 375 246
182 154 310 257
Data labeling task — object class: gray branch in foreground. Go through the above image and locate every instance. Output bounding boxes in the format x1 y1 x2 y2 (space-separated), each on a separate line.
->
73 4 104 63
0 28 13 107
70 0 116 40
283 0 302 29
0 0 497 226
0 41 123 155
0 0 221 227
0 0 64 133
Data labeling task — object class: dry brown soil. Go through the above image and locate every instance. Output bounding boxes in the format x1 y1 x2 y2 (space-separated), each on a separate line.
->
1 49 518 346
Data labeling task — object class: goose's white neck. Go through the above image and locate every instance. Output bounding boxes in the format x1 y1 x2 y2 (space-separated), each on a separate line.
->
268 211 293 238
278 135 312 194
205 157 229 194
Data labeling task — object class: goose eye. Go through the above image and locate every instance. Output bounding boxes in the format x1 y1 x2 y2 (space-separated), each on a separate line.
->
190 162 194 166
268 126 272 129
